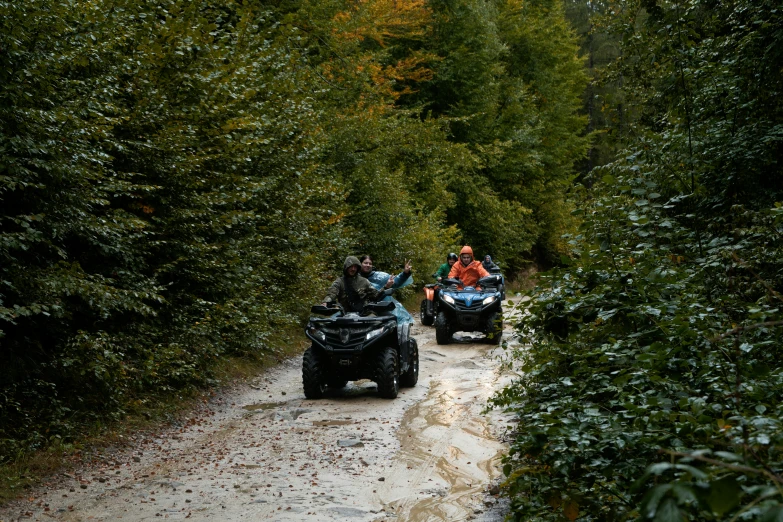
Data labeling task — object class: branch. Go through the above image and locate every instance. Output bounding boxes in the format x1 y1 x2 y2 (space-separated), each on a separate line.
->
661 450 783 487
731 252 783 303
711 320 783 342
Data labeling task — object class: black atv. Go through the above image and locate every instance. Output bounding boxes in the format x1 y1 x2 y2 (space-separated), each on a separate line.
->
302 300 419 399
486 266 506 300
435 275 504 345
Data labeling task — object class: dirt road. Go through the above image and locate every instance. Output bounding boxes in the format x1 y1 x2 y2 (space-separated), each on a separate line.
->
1 304 520 522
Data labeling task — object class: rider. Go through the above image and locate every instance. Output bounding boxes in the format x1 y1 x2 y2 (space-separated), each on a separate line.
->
481 254 505 299
360 255 413 292
434 253 458 282
359 255 414 328
322 256 386 312
448 246 490 289
482 255 500 273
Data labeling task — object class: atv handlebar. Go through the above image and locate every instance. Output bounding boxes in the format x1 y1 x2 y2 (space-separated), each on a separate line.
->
478 275 502 287
311 304 342 315
312 295 395 316
364 300 395 314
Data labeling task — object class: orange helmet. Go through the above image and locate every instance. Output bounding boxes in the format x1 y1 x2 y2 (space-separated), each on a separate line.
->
460 245 473 256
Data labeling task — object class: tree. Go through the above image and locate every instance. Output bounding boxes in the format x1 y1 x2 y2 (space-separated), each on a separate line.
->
402 0 590 268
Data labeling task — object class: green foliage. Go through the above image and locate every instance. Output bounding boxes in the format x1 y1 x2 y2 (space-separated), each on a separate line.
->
564 0 625 174
494 0 783 520
331 113 464 275
402 0 591 268
0 0 348 461
293 0 467 279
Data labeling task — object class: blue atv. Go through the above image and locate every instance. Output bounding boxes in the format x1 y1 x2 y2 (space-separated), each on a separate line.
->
435 275 504 345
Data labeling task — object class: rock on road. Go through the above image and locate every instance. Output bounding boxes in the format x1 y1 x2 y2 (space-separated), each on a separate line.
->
1 302 522 522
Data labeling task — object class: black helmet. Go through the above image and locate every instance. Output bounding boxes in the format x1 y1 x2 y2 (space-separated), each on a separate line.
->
447 252 458 262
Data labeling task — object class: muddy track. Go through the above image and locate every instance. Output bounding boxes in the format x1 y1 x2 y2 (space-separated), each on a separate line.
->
1 301 521 522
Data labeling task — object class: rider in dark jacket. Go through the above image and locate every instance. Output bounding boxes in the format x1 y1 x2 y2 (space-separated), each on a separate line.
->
323 256 386 312
482 255 500 273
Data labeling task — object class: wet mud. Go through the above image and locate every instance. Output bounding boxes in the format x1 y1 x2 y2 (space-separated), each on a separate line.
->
0 300 522 522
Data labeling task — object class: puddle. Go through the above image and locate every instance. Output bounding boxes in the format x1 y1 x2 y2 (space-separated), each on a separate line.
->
452 334 485 343
338 439 365 448
453 360 483 370
381 370 507 521
242 402 284 411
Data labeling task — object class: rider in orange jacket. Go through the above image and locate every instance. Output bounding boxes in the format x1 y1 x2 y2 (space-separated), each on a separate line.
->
448 246 490 288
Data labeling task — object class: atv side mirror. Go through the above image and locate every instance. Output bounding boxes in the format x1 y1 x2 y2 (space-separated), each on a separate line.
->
311 305 341 315
442 278 462 287
365 300 395 314
478 275 502 287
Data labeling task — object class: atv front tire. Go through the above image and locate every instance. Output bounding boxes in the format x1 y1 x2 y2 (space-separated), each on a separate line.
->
435 312 451 345
375 347 399 399
400 339 419 387
485 312 503 345
420 300 434 326
302 346 327 399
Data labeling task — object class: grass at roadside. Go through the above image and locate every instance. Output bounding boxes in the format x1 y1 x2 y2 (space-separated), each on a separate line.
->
504 264 539 296
398 287 421 316
0 327 308 505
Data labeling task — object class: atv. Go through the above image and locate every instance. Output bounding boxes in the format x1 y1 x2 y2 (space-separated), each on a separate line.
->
435 275 504 345
486 266 506 300
419 279 442 326
302 300 419 399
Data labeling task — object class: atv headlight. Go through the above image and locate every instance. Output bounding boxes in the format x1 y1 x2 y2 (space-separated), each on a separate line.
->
366 327 385 340
442 294 455 305
482 296 496 305
308 327 326 342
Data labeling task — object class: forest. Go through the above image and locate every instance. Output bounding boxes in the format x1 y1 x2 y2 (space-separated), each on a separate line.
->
0 0 586 481
492 0 783 520
1 0 782 520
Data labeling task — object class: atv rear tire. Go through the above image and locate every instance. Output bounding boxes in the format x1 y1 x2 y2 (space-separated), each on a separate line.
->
420 300 434 326
485 312 503 345
375 347 399 399
302 346 327 399
435 312 451 345
400 339 419 387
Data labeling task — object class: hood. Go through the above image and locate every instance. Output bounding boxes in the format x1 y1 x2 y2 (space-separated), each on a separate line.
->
460 245 473 265
343 256 361 275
